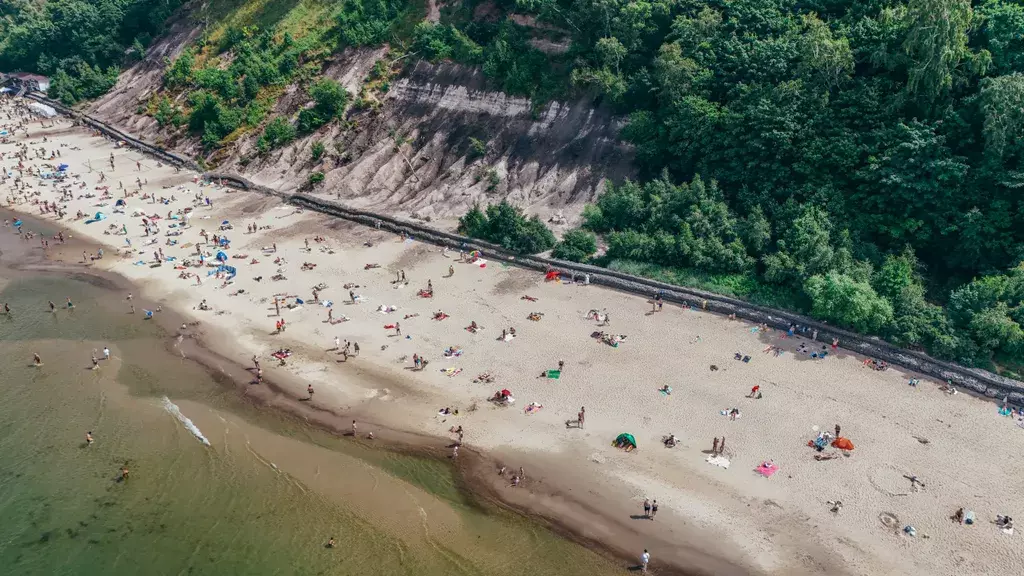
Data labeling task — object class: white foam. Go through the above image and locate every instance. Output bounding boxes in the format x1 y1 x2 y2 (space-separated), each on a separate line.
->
161 397 211 446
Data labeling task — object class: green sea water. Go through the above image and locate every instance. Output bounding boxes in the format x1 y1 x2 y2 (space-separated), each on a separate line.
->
0 253 624 575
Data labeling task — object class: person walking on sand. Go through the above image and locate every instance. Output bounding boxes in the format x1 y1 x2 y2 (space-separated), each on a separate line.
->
103 347 110 360
351 420 358 435
452 445 459 459
643 498 651 518
395 322 401 336
448 265 454 277
712 437 719 455
650 500 658 520
558 359 565 373
577 406 585 429
334 336 340 351
307 384 314 400
640 549 650 572
252 355 260 370
353 342 359 356
718 437 726 456
835 424 841 438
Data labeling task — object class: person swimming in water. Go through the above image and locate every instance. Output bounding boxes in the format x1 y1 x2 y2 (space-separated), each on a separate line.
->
33 353 42 366
120 465 129 481
3 302 10 315
86 431 93 446
66 297 74 309
48 300 56 312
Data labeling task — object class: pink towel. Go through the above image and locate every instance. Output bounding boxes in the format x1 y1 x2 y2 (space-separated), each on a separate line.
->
756 462 779 477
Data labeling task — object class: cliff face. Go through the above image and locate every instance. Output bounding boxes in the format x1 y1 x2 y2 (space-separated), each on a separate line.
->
87 24 633 229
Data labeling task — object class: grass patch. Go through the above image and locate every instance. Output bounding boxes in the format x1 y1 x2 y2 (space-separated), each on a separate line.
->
605 260 805 311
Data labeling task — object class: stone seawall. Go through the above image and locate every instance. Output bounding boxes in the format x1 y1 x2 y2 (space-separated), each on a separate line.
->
22 91 1024 404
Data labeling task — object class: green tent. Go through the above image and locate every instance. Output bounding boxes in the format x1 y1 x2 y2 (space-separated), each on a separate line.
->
614 433 636 448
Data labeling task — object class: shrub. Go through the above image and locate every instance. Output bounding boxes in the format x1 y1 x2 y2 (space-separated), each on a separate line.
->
257 116 296 153
308 171 325 186
553 229 598 262
298 79 349 133
468 137 487 160
457 201 556 254
311 141 326 161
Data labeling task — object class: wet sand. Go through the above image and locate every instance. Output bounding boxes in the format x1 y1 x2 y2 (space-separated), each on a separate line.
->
3 101 1024 576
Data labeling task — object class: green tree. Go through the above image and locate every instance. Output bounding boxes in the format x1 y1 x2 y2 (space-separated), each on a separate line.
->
902 0 977 100
457 201 556 254
804 272 894 333
553 229 598 262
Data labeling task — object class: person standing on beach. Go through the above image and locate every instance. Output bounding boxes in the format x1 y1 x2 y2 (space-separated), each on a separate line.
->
334 336 340 350
395 322 401 336
650 500 658 520
577 406 585 429
85 431 93 446
307 384 314 400
103 347 110 360
643 498 651 518
712 437 719 455
252 355 260 370
351 420 358 436
558 359 565 373
640 549 650 572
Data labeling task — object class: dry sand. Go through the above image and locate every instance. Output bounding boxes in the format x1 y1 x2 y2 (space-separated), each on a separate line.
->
3 101 1023 576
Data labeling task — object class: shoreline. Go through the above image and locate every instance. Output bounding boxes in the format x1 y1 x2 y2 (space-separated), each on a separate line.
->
5 107 1024 576
7 210 733 576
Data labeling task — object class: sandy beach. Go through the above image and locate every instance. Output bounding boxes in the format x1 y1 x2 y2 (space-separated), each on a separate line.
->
3 99 1023 576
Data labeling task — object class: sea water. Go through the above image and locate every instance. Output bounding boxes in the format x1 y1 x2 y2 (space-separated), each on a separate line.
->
0 239 623 575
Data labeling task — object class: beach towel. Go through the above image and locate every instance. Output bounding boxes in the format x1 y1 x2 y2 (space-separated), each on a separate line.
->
525 402 543 414
474 258 487 268
706 455 730 469
441 367 462 377
755 461 779 477
384 324 396 330
545 370 561 379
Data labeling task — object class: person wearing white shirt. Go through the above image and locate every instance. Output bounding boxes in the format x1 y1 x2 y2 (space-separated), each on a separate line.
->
640 549 650 572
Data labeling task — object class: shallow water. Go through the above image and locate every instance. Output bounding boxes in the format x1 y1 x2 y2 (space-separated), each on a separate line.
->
0 239 624 575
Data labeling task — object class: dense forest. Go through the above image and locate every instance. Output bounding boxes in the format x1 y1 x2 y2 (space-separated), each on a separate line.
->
2 0 1023 372
0 0 184 102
